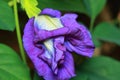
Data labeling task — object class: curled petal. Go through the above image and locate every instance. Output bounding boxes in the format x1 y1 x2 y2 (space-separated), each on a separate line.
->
40 8 61 17
54 37 66 62
23 18 55 80
52 37 65 74
61 13 95 57
57 52 76 80
34 13 95 57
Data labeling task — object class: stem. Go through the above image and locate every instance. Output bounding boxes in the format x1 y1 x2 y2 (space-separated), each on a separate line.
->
13 0 26 63
90 18 95 32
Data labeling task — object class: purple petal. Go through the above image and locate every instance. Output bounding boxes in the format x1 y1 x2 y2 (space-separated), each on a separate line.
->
23 18 55 80
40 8 61 17
61 13 95 57
57 52 76 80
52 37 65 74
54 37 65 62
34 13 95 57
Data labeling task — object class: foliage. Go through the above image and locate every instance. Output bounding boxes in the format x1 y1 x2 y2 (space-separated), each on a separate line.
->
37 0 106 19
93 22 120 47
0 44 30 80
83 0 106 19
21 0 40 18
0 0 15 31
72 56 120 80
38 0 87 14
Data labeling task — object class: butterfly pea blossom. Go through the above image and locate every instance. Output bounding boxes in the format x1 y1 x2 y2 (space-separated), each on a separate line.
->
23 8 95 80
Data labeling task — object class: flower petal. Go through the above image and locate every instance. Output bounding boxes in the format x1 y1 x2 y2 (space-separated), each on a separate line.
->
34 15 64 59
52 37 65 74
40 8 61 17
57 52 76 80
61 13 95 57
23 18 55 80
33 13 95 57
54 37 65 62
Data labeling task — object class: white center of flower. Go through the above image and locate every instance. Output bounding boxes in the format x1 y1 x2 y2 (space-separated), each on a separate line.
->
34 15 63 59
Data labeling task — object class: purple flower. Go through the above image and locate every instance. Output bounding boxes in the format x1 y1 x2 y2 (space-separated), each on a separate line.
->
23 8 95 80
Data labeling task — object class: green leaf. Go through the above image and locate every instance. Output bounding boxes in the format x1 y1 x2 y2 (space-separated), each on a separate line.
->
0 44 30 80
84 0 106 19
72 56 120 80
21 0 40 18
0 0 15 31
92 22 120 46
38 0 87 14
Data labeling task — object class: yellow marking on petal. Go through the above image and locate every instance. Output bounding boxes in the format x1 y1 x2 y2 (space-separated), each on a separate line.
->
34 15 63 58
